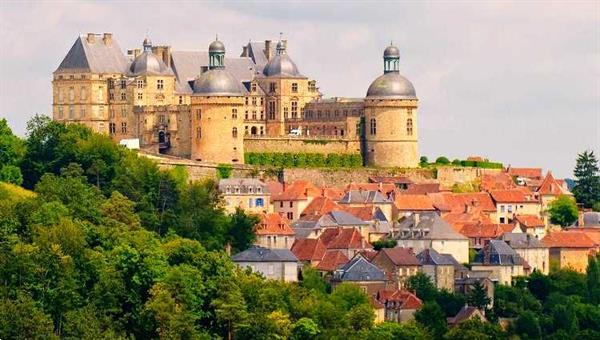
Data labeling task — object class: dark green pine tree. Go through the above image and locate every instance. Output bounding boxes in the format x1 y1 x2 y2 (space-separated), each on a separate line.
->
587 255 600 305
466 281 491 310
573 150 600 209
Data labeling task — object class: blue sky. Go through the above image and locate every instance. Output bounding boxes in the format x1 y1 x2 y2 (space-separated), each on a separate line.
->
0 1 598 178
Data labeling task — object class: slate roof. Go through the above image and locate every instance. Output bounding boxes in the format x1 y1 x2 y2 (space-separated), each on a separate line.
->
474 240 523 265
582 212 600 227
244 41 276 73
396 212 468 241
339 190 392 204
334 255 386 282
379 247 421 266
219 178 269 195
232 246 297 262
417 248 455 265
499 233 546 249
55 34 129 74
315 210 370 228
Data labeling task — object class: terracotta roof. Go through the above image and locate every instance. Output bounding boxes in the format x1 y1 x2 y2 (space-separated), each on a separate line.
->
299 197 341 221
358 249 379 262
459 222 516 239
541 231 597 249
566 229 600 246
319 227 371 250
403 183 441 195
467 156 484 162
443 209 492 232
370 295 385 309
376 289 423 310
514 215 544 228
341 205 378 221
428 192 496 213
291 238 327 261
490 189 538 203
255 213 295 236
394 194 435 211
508 168 543 180
537 172 570 196
346 182 396 194
315 250 349 271
321 187 345 201
265 181 283 197
481 172 516 191
272 180 321 201
378 247 420 266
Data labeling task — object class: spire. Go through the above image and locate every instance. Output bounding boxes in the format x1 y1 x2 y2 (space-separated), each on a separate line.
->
208 36 226 70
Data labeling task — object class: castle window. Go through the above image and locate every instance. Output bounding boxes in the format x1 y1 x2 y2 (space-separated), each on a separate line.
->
291 101 298 119
178 96 183 104
80 106 85 118
159 115 165 123
406 118 413 136
245 112 249 119
196 127 201 139
81 88 87 100
269 83 276 93
109 93 114 100
407 108 413 116
69 88 75 102
252 97 257 106
70 75 74 80
251 83 257 92
370 118 376 135
58 106 64 119
157 79 164 90
137 93 143 100
110 109 115 119
232 127 238 138
245 97 249 105
300 108 304 118
196 109 201 120
260 126 264 135
137 80 144 89
69 106 74 119
232 108 238 119
109 122 116 135
268 101 276 119
120 80 126 89
108 79 114 89
121 92 126 101
317 110 321 118
335 110 339 117
252 111 257 120
121 122 127 134
283 107 289 119
292 83 298 92
58 75 63 80
260 98 263 106
121 108 127 118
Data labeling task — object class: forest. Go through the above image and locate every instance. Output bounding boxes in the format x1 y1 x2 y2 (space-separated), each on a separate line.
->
1 116 600 339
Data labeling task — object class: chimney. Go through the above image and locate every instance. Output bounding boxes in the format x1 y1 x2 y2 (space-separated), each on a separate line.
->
242 45 249 57
102 33 112 46
86 33 96 43
264 40 272 60
414 213 420 226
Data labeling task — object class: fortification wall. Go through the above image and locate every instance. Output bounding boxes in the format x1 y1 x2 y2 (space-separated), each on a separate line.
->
244 137 361 155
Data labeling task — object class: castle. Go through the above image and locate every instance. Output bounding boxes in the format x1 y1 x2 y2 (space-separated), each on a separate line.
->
52 33 419 167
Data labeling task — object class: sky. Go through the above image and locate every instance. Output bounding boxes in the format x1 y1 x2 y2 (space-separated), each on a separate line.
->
0 1 598 178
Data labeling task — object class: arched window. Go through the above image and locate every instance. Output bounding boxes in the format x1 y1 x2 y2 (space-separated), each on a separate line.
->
406 118 413 136
232 127 238 138
370 118 376 135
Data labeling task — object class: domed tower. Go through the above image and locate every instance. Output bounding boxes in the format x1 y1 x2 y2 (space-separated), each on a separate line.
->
191 37 245 164
364 43 419 168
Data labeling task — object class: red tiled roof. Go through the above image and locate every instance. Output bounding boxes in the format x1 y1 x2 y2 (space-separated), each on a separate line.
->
443 209 492 232
394 194 435 211
490 189 538 203
315 250 349 271
255 213 295 236
481 172 516 191
403 183 441 195
515 215 544 228
340 205 376 221
369 176 413 185
508 168 543 180
321 187 345 201
428 192 496 213
379 247 420 266
299 197 341 221
459 222 516 239
265 181 284 197
537 172 570 196
467 156 484 162
376 289 423 310
291 238 327 261
319 227 371 250
272 180 322 201
358 249 379 262
541 231 597 249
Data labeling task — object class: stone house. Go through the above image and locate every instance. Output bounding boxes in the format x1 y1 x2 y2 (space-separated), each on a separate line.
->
536 172 573 227
514 214 546 239
458 222 520 249
500 233 549 274
339 190 394 222
232 246 298 282
219 178 271 214
371 248 421 289
416 248 457 291
375 289 423 323
331 254 387 296
447 305 487 327
471 240 524 285
254 213 295 249
490 189 541 224
271 180 322 221
541 231 597 273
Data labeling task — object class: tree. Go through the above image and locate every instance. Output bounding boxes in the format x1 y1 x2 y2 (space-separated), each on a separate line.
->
419 156 428 167
371 238 397 250
586 255 600 305
415 301 447 338
0 118 25 185
444 316 506 339
436 156 450 164
572 151 600 209
0 294 56 339
365 322 430 340
548 195 578 227
466 281 491 310
300 266 329 294
513 310 542 340
346 303 374 331
227 208 259 253
407 272 438 302
212 281 248 340
0 165 23 185
291 317 320 340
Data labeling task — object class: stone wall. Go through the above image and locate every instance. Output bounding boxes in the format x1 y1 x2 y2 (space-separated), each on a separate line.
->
244 137 361 155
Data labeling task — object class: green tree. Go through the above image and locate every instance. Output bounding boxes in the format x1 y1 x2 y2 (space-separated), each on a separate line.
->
347 303 374 331
291 317 320 340
572 150 600 209
436 156 450 164
513 310 542 340
548 195 578 227
371 238 397 250
227 208 259 254
365 322 430 340
420 156 429 167
466 281 491 310
0 294 57 340
587 255 600 305
300 266 329 294
415 302 447 338
444 316 506 339
407 272 438 302
0 164 23 185
212 281 248 340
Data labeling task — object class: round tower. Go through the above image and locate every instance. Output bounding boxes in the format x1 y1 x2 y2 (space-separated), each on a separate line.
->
364 43 419 168
190 37 245 164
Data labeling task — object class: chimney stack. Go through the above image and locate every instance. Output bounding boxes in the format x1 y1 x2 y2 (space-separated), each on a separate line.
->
102 33 112 46
264 40 272 60
86 33 96 43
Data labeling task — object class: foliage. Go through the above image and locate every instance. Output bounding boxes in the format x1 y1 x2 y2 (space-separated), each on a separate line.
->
572 150 600 209
436 156 450 164
245 152 363 168
371 238 397 250
216 163 233 179
0 118 25 185
419 156 429 167
415 301 447 338
466 281 491 310
407 272 438 302
444 316 506 339
548 195 578 227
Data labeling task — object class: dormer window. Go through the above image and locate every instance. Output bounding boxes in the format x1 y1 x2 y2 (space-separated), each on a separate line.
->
157 79 164 90
257 187 262 193
226 186 231 194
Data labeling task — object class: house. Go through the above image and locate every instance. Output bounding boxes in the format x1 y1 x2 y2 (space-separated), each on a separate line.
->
514 214 546 239
376 289 423 323
315 250 349 272
481 171 517 191
394 194 436 219
232 246 298 282
271 180 322 221
537 172 573 226
471 240 524 285
416 248 457 291
219 178 270 214
290 238 326 267
340 205 392 242
370 296 386 324
402 183 441 195
429 192 497 221
292 196 341 238
254 213 295 249
500 233 549 274
319 227 372 259
331 254 387 295
312 210 372 240
396 212 470 263
458 222 519 249
454 271 494 306
339 189 394 222
368 176 413 190
579 212 600 228
541 231 597 273
371 248 421 289
490 189 540 224
447 305 487 327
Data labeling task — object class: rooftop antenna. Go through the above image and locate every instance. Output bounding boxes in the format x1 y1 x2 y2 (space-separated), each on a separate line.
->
215 34 219 41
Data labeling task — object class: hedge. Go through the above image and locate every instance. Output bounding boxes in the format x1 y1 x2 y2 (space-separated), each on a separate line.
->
245 152 363 168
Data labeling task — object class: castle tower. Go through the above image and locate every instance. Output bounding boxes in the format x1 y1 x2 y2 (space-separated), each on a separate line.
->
364 43 419 168
190 37 245 164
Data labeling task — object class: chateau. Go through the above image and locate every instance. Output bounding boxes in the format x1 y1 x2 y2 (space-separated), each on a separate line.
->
52 33 419 167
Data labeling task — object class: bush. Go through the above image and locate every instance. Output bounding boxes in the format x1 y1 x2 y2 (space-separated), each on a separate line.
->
436 156 450 164
216 164 233 179
245 152 362 169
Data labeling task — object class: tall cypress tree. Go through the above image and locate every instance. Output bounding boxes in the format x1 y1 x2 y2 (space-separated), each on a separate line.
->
573 150 600 209
587 255 600 305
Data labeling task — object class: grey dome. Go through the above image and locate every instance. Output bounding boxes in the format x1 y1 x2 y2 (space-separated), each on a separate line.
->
263 54 302 77
209 39 225 53
193 69 243 96
366 72 416 99
129 51 174 76
384 45 400 58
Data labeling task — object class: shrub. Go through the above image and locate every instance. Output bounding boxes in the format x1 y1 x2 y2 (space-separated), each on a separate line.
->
435 156 450 164
216 164 232 179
